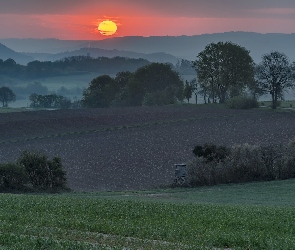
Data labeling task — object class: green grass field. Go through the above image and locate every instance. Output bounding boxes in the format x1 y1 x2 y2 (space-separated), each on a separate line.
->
1 179 295 249
260 100 295 109
0 107 31 113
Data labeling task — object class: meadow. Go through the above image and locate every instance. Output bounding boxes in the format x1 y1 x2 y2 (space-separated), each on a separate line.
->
1 179 295 249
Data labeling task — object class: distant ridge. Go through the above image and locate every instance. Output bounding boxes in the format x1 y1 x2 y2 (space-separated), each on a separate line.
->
1 32 295 63
0 43 34 65
23 48 179 65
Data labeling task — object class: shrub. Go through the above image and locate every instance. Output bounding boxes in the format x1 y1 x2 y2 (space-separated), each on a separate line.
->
187 157 225 186
260 145 284 180
187 141 295 187
226 96 259 109
0 163 28 191
192 143 229 163
225 144 267 183
18 151 67 191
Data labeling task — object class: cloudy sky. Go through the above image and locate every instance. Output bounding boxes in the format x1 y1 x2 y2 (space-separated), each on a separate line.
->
0 0 295 39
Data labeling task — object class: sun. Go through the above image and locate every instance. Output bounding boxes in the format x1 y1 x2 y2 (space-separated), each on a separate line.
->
98 20 117 36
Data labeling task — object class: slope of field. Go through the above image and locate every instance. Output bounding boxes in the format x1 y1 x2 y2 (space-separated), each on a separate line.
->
0 105 295 191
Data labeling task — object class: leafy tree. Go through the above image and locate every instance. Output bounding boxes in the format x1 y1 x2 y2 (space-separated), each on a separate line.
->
193 42 255 103
0 86 16 107
0 163 28 191
18 151 67 191
123 63 184 106
82 75 119 108
183 80 194 103
3 58 17 67
114 71 133 88
29 93 71 109
176 59 195 75
193 143 229 163
256 51 295 109
189 78 199 104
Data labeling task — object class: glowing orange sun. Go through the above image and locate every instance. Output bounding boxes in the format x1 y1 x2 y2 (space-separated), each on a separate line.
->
98 20 117 36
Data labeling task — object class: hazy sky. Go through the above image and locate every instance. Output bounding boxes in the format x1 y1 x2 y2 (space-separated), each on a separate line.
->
0 0 295 39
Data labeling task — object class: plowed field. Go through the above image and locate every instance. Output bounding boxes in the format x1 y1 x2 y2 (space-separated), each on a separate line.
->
0 105 294 191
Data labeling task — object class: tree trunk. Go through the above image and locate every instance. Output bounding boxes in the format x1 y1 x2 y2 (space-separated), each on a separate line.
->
195 93 198 104
219 90 226 103
271 91 276 109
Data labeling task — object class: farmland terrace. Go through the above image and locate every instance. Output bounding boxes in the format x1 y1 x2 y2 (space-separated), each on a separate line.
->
0 105 295 192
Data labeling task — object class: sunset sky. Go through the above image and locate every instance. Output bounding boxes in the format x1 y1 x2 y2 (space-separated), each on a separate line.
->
0 0 295 40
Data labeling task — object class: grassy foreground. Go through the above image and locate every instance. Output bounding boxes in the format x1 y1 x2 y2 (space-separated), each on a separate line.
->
1 180 295 249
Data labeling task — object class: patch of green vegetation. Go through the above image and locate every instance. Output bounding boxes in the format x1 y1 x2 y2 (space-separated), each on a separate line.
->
260 100 295 109
0 107 32 113
94 179 295 206
2 180 295 249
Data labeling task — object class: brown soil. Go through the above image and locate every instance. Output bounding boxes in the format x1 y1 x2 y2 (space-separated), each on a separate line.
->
0 105 294 191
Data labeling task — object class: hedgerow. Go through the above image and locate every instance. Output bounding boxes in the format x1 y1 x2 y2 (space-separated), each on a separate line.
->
187 138 295 186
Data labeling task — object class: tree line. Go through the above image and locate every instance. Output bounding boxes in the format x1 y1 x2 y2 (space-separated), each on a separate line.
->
187 42 295 109
82 43 295 109
0 56 151 79
1 41 295 109
82 63 184 108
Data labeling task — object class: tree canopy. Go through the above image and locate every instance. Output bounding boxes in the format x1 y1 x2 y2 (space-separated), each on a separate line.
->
82 63 184 108
82 75 120 108
0 56 150 80
0 86 16 107
123 63 184 106
29 93 71 109
256 51 295 109
193 42 255 103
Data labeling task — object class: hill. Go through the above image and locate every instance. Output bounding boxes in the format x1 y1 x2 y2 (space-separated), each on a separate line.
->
0 43 34 65
23 48 179 65
1 32 295 63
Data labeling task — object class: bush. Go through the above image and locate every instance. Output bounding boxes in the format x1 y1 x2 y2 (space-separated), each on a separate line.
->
187 140 295 187
187 157 225 186
226 96 259 109
0 163 28 191
18 151 67 191
192 143 229 163
225 144 267 183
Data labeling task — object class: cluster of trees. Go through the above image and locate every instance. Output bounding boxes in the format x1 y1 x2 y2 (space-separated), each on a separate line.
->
0 86 16 107
0 56 151 79
190 42 295 109
1 41 295 110
29 93 81 109
82 63 184 108
0 58 22 78
0 151 67 192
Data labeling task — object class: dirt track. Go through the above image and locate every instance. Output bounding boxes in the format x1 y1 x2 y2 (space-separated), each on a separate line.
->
0 106 294 191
